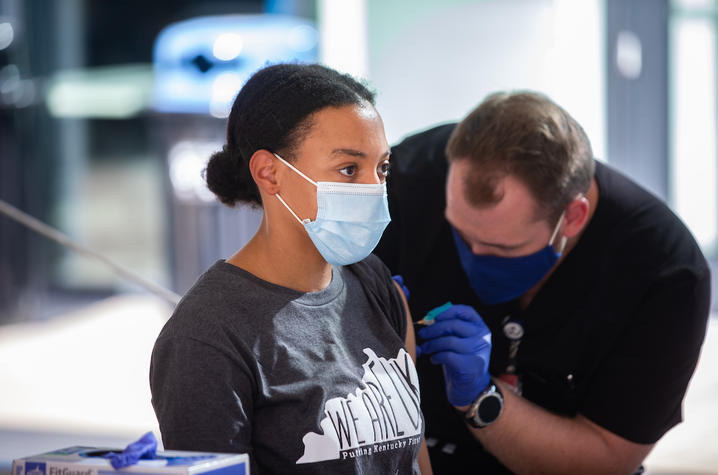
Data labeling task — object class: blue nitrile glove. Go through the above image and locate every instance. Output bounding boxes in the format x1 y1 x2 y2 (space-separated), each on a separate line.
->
103 431 158 469
418 304 492 407
392 274 410 300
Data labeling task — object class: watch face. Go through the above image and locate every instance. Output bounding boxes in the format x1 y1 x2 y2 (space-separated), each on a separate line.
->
477 392 502 424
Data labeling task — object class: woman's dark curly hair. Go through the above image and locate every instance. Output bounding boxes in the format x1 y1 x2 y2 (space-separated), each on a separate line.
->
205 63 376 206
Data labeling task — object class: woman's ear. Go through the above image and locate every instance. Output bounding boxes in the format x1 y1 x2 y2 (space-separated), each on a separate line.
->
563 195 589 238
249 150 281 196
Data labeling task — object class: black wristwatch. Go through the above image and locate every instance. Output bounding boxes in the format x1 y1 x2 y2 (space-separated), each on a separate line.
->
463 381 504 428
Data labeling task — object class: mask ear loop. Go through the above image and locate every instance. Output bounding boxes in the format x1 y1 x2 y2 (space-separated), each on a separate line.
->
275 194 310 225
272 152 315 225
272 153 318 186
548 210 568 254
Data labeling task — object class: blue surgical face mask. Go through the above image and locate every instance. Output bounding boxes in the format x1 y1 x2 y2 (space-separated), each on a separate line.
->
273 153 391 266
451 212 567 305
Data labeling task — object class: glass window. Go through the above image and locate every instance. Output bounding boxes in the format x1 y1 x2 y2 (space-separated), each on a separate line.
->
670 0 718 255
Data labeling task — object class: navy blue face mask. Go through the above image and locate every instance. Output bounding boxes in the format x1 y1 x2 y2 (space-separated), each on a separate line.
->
451 212 567 305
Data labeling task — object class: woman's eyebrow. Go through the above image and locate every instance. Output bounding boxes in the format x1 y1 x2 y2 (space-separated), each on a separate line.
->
330 149 391 159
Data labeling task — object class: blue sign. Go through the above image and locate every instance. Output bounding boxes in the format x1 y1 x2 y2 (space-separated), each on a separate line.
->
153 14 318 117
24 463 46 475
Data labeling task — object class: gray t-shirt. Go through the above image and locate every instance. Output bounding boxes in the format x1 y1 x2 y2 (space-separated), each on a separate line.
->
150 255 423 475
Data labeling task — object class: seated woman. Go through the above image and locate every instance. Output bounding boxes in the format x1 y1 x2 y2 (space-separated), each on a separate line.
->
150 63 432 474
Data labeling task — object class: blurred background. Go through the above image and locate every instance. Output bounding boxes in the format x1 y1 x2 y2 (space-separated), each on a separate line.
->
0 0 716 473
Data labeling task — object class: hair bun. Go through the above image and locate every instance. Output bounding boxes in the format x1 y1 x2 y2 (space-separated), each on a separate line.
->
205 145 261 206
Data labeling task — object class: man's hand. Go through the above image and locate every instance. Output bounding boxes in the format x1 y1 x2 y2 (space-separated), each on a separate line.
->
417 304 492 407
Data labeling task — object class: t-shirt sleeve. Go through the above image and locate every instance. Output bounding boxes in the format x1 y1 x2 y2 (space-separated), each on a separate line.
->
150 333 256 454
348 254 408 341
578 266 711 444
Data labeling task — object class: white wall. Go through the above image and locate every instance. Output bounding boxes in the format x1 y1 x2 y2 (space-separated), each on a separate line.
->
360 0 605 158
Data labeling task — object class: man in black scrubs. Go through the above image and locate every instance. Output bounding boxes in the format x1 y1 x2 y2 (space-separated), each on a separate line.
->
375 91 711 474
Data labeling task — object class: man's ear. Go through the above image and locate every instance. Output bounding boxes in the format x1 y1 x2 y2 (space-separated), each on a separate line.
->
249 150 281 196
563 195 589 238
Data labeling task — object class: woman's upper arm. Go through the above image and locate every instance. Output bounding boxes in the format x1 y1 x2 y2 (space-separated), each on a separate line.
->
150 335 255 452
393 280 417 362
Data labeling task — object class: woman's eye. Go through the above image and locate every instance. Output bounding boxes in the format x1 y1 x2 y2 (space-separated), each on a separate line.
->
379 161 391 177
339 165 357 177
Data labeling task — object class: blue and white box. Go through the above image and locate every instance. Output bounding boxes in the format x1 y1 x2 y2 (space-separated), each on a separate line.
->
12 447 249 475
